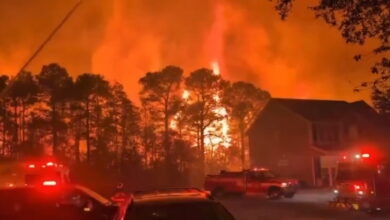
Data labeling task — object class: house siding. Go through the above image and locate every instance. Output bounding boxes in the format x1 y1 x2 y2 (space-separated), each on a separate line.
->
248 101 314 185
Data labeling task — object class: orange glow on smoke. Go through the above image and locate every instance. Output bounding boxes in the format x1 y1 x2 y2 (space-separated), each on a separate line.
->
0 0 373 104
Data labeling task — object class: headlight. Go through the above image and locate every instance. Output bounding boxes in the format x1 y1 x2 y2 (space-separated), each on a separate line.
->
281 182 288 187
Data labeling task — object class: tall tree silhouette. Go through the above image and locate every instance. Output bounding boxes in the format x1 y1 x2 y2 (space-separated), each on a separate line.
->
37 64 73 156
7 71 39 156
74 73 110 162
139 66 183 168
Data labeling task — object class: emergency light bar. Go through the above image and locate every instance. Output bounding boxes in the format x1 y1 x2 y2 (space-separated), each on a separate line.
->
46 162 55 166
342 153 371 160
42 181 57 186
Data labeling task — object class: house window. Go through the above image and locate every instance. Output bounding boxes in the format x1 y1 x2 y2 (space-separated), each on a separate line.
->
312 123 340 146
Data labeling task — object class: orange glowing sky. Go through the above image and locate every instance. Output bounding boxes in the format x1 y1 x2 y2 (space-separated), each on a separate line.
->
0 0 375 103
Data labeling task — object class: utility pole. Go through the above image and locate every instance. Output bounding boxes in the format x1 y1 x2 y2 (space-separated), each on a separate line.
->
1 0 83 97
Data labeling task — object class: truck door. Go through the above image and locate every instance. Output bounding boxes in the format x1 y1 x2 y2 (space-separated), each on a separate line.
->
246 172 266 195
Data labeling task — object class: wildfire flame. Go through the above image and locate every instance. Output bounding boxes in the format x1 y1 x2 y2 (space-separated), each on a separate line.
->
211 61 220 76
170 62 231 150
206 61 231 148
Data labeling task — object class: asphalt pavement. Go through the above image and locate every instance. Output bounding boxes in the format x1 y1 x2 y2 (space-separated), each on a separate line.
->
220 189 390 220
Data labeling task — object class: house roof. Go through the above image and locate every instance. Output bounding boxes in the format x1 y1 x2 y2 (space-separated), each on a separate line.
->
272 98 374 121
246 97 378 134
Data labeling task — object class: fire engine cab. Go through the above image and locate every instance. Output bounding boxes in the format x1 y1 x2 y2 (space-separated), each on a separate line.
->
0 158 70 188
332 151 390 212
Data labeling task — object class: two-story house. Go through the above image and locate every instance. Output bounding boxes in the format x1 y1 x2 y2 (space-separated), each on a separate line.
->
246 98 390 186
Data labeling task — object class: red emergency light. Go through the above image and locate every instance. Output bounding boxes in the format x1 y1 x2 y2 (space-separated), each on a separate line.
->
42 181 57 186
28 164 36 169
362 153 370 158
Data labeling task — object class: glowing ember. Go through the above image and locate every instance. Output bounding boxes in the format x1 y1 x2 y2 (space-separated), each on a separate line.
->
182 90 190 100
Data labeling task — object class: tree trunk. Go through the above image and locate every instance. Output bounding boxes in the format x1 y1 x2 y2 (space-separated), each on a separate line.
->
52 102 58 156
164 106 170 168
86 99 90 162
75 132 80 163
240 126 246 169
21 101 25 143
13 99 18 151
2 101 6 155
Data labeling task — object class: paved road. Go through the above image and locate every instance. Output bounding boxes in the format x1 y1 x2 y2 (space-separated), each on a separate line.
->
220 189 390 220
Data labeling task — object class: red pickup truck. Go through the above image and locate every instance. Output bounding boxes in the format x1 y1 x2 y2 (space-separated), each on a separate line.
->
204 168 299 199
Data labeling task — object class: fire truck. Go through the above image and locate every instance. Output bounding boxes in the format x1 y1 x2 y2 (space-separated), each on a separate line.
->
0 158 70 188
332 151 390 212
204 168 299 199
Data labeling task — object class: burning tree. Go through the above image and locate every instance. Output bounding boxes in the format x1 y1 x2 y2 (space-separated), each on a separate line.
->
139 66 183 170
184 68 228 174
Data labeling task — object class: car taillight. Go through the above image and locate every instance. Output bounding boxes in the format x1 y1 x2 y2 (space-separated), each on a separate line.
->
28 164 36 168
42 181 57 186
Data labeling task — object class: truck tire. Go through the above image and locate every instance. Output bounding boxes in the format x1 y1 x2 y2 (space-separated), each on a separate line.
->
267 187 282 200
212 187 225 198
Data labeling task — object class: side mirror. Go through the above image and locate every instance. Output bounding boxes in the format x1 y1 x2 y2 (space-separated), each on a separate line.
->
111 192 129 203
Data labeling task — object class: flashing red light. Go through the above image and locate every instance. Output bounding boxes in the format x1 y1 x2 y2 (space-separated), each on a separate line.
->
362 153 370 158
355 154 361 159
342 155 347 160
354 184 361 190
42 181 57 186
46 162 55 167
28 164 36 169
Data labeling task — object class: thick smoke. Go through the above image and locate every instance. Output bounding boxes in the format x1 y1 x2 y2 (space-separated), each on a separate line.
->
0 0 373 103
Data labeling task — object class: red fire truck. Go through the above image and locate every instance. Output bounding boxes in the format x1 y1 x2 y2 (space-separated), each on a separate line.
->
0 157 70 188
332 151 390 212
204 168 299 199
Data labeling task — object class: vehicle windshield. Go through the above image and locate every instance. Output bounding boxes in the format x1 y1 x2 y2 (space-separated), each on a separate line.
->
126 201 235 220
337 162 375 181
249 170 277 179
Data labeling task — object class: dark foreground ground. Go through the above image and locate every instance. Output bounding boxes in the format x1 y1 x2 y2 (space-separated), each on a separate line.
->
220 189 390 220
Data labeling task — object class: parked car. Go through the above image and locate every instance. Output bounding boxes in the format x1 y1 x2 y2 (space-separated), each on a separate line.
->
0 184 118 220
204 168 299 199
119 188 236 220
